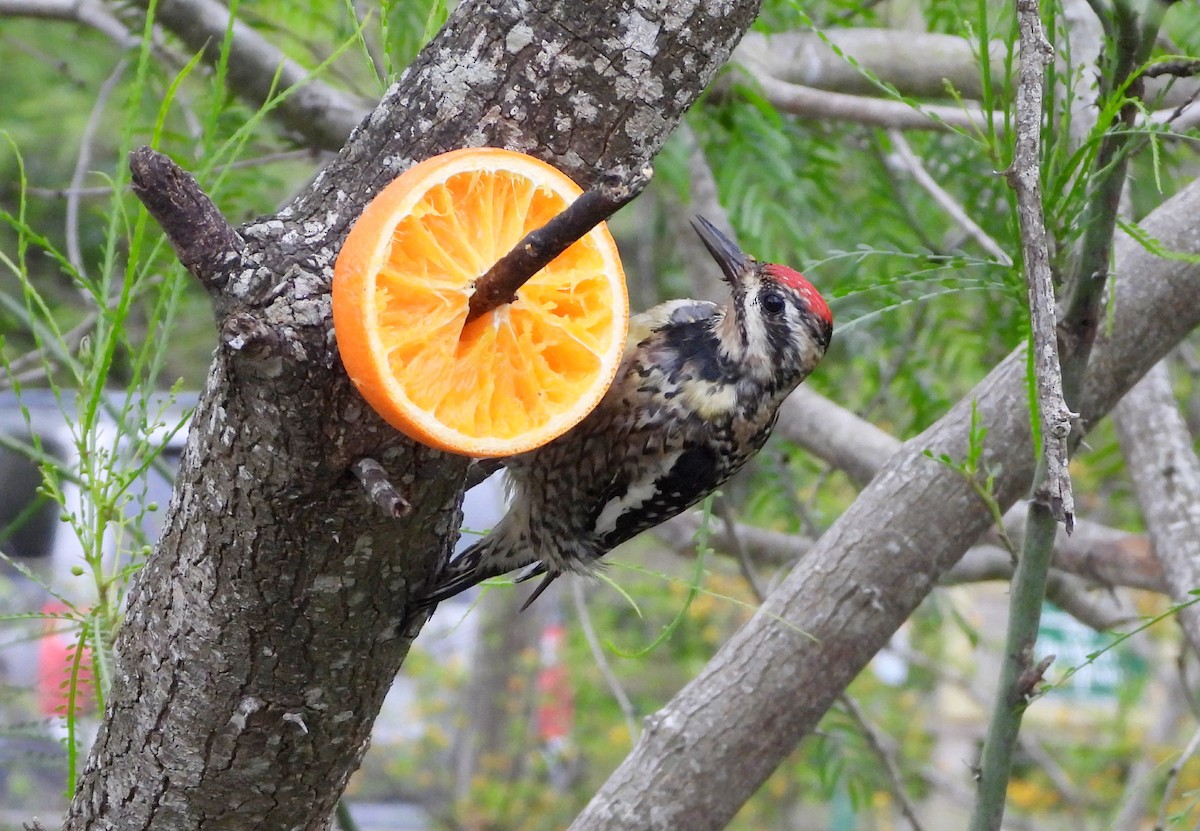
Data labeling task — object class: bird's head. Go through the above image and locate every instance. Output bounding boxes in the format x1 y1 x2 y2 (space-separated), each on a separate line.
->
691 215 833 391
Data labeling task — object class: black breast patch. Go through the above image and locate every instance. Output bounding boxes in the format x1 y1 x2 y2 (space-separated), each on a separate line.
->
657 322 726 383
600 444 722 549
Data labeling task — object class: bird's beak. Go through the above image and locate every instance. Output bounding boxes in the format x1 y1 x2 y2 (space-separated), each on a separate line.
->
691 215 751 284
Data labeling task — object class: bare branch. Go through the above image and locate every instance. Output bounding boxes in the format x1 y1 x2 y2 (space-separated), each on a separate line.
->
776 387 897 487
128 146 248 295
947 545 1139 631
735 29 1007 102
1156 723 1200 829
1005 8 1074 530
886 129 1011 264
132 0 369 151
713 498 767 602
0 311 97 391
0 0 137 46
350 458 412 519
660 511 1144 631
733 28 1200 112
776 389 1160 593
1147 94 1200 131
466 166 652 324
67 58 129 283
745 69 992 133
571 582 638 742
839 694 926 831
1143 58 1200 78
971 6 1071 827
1114 361 1200 655
1112 662 1188 827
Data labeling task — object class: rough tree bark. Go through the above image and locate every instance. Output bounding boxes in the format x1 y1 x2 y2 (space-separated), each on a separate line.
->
64 1 763 828
1115 362 1200 655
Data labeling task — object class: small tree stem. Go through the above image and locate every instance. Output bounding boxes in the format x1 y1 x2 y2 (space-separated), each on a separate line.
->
970 3 1167 829
128 146 246 295
464 164 652 324
350 457 412 518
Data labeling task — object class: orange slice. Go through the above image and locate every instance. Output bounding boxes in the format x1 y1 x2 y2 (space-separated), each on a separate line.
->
332 147 630 458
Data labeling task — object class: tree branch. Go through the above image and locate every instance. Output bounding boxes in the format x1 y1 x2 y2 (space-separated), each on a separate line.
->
734 29 1007 102
128 146 247 295
1005 10 1073 525
568 167 1200 831
885 129 1012 265
970 5 1156 826
465 165 652 324
132 0 369 151
773 387 1162 595
732 28 1199 111
0 0 137 46
1114 361 1200 655
350 457 412 518
659 511 1146 632
744 68 992 133
839 694 926 831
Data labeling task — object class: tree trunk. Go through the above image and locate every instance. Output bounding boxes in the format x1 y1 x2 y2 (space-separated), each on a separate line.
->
64 2 762 828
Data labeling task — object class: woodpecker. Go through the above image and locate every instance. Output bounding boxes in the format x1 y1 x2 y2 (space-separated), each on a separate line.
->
422 216 833 610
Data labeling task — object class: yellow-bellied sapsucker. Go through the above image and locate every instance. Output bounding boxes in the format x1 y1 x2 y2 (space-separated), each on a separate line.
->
423 216 833 609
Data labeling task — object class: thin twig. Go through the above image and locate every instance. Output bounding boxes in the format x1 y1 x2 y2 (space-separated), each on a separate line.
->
0 0 138 47
972 5 1169 825
1148 87 1200 131
1112 661 1186 828
27 184 117 199
886 129 1012 266
746 67 994 133
0 311 98 390
1143 58 1200 79
839 694 926 831
714 497 767 602
571 581 638 742
67 58 129 284
350 458 411 518
1003 12 1074 531
887 644 1093 812
969 3 1065 829
1155 723 1200 830
465 165 652 324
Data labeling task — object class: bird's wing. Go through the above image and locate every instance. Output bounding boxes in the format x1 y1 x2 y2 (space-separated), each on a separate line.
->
591 442 721 550
626 299 719 349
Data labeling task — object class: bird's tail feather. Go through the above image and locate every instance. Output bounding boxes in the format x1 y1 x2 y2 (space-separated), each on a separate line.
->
418 536 502 606
418 534 563 611
517 569 559 612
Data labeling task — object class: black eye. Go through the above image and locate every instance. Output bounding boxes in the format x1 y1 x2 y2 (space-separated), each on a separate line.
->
761 291 787 316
